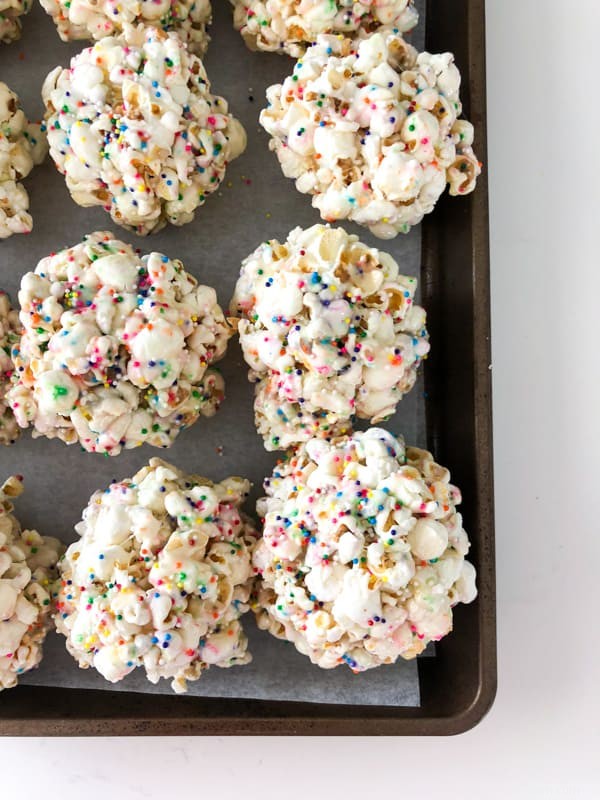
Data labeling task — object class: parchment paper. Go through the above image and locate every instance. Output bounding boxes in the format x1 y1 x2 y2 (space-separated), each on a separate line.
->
3 0 428 706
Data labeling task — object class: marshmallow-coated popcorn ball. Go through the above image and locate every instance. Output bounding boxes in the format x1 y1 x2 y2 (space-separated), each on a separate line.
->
42 25 246 236
0 82 47 239
231 224 429 450
40 0 212 55
260 32 481 239
55 459 257 692
0 0 30 44
7 231 233 455
253 428 477 670
230 0 418 57
0 291 20 446
0 476 64 691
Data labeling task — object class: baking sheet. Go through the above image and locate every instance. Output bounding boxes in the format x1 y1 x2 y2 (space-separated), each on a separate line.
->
3 0 428 706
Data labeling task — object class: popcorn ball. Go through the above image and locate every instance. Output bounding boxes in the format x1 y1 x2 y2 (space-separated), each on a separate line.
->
253 428 477 670
42 25 246 235
0 291 20 446
230 0 418 57
40 0 212 55
0 476 63 691
0 82 47 239
0 0 30 44
231 224 429 450
260 31 481 239
55 458 257 693
8 231 233 455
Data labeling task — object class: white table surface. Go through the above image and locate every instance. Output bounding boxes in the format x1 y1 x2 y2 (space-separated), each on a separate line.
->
2 1 599 795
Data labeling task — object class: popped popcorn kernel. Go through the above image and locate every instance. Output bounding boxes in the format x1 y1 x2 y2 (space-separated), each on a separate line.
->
231 224 429 450
0 81 47 239
8 232 233 455
253 429 477 670
0 476 63 691
260 32 480 239
42 25 246 236
55 459 257 693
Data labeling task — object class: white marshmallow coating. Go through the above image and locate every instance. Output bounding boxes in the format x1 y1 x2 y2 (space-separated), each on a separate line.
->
55 458 257 693
0 0 30 43
260 32 481 239
0 291 20 446
0 476 63 691
40 0 212 55
7 231 233 455
0 82 47 239
42 25 246 235
230 0 417 57
253 428 477 670
231 224 429 450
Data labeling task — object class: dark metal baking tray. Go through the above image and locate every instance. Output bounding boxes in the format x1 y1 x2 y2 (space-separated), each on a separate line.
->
0 0 495 735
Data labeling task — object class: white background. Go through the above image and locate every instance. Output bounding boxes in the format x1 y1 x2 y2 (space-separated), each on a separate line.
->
2 1 599 796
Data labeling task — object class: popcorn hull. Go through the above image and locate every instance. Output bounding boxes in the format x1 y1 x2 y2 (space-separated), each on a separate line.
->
0 0 495 736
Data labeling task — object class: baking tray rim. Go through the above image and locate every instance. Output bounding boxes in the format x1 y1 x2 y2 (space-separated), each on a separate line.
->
0 0 496 736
